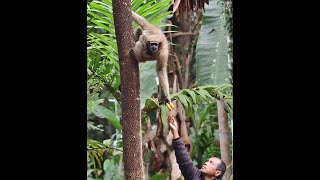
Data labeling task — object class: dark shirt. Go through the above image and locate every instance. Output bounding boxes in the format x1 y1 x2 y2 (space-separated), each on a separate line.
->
172 137 206 180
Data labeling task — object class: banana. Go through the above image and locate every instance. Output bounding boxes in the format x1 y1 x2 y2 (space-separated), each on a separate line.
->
166 103 172 111
169 102 174 109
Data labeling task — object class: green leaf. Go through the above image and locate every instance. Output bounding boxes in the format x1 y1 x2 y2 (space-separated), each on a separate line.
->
142 0 171 17
196 0 230 85
87 25 95 35
135 1 155 15
176 94 189 110
92 51 101 71
90 19 115 35
92 151 102 169
95 99 104 105
160 105 169 131
89 33 116 48
145 98 159 114
103 159 118 180
151 11 172 26
196 88 213 100
133 0 172 26
89 2 113 21
87 152 95 164
87 35 119 71
93 105 122 130
103 139 111 146
149 172 169 180
101 0 112 7
132 0 145 11
88 139 106 147
182 89 197 104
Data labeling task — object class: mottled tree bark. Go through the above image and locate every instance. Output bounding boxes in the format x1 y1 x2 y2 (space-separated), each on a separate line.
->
217 100 231 180
112 1 144 179
180 10 191 89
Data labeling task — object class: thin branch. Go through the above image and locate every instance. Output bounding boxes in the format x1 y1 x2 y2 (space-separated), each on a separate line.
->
104 83 122 104
172 53 183 88
171 32 199 38
87 146 123 152
167 20 174 53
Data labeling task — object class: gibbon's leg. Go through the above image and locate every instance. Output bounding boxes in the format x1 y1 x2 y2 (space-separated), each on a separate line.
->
130 40 147 63
133 28 142 42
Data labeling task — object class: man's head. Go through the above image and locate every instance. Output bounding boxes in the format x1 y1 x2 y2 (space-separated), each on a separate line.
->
200 157 226 179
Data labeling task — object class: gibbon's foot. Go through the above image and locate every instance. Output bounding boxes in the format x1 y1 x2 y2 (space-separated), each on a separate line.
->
129 49 136 60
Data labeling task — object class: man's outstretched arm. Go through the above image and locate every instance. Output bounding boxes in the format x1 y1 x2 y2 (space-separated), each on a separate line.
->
168 115 201 179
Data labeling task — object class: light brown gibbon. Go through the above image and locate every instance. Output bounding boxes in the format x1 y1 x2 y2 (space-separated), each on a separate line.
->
130 11 174 111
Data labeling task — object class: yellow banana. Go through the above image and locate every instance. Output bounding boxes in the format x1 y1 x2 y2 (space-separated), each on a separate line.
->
166 103 172 111
169 102 174 109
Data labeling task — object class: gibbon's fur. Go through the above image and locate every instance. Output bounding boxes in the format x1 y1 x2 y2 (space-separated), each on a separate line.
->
130 11 173 109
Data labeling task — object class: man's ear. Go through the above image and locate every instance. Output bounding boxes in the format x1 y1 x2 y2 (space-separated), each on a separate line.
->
214 170 221 177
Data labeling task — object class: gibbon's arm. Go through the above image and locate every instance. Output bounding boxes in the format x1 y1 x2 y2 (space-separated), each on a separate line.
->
131 11 162 35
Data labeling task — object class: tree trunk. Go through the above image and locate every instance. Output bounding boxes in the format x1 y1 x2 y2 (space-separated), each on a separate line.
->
217 100 231 180
112 1 144 179
180 10 191 89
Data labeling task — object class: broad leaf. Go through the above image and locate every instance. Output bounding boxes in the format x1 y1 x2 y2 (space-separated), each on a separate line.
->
93 105 122 130
145 97 159 115
160 104 169 131
182 89 197 104
196 0 230 85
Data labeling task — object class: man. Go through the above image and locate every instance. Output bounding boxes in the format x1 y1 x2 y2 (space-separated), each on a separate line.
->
168 115 226 180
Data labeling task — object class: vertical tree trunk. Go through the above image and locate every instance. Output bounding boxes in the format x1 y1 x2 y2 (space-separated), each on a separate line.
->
180 10 191 89
217 100 231 180
112 1 144 179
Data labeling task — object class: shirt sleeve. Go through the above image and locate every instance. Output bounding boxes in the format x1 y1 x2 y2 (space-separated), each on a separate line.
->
172 137 201 180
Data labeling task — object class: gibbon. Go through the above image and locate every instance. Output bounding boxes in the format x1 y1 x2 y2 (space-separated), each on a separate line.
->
130 11 174 111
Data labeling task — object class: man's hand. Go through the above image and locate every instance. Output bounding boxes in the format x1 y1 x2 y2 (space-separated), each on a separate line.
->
168 115 179 139
168 115 178 130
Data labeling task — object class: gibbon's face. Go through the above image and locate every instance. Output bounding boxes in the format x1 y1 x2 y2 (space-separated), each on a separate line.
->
148 41 159 53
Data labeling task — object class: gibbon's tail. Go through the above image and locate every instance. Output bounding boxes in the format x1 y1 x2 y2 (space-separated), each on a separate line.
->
131 11 162 34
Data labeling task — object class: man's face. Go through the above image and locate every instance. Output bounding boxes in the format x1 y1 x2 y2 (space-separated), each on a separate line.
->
200 157 221 177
